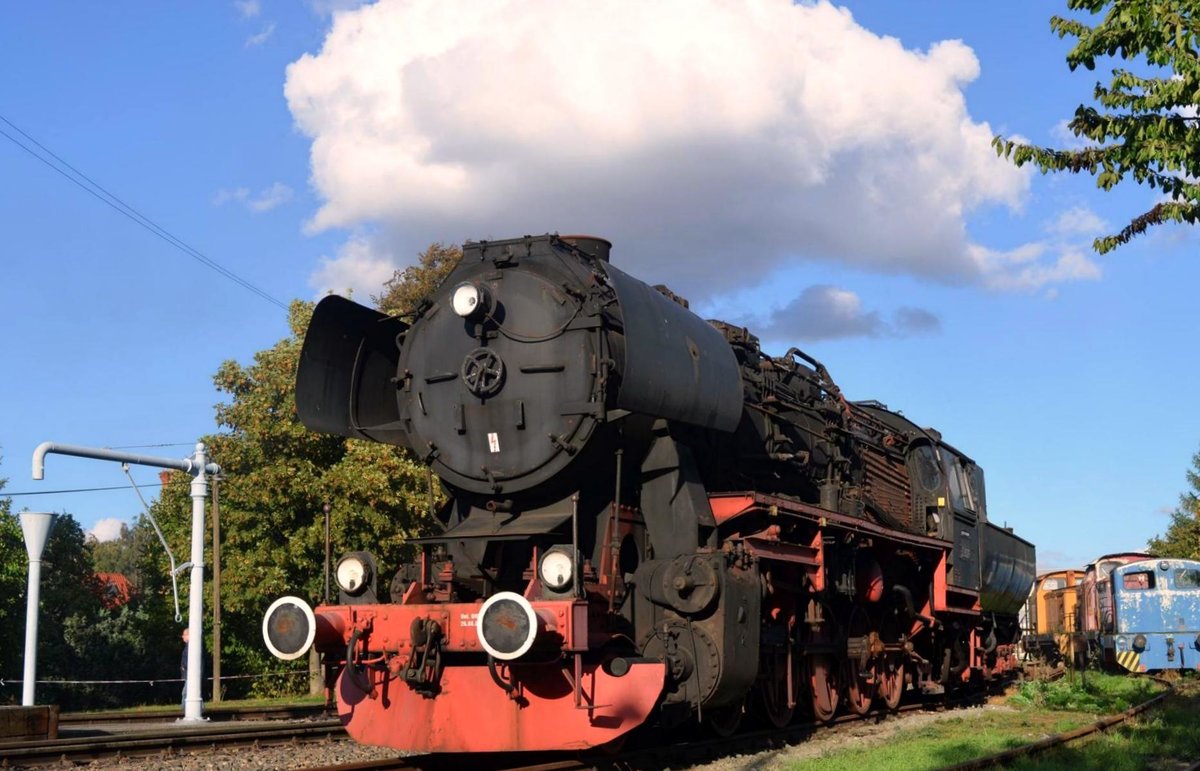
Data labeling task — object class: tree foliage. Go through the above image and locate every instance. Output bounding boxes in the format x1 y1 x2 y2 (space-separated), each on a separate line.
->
149 300 433 697
91 520 160 591
0 462 24 695
375 242 462 316
993 0 1200 252
0 480 145 708
1148 447 1200 559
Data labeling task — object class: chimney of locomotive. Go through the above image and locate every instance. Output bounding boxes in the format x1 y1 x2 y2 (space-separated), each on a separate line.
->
561 235 611 262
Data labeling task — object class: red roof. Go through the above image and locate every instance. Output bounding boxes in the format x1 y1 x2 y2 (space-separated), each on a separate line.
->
94 572 134 608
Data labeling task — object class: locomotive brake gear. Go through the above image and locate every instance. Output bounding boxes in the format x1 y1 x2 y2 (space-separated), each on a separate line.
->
402 617 444 694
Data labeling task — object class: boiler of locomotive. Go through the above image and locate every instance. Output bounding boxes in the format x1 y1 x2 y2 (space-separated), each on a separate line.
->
397 241 610 496
294 234 742 500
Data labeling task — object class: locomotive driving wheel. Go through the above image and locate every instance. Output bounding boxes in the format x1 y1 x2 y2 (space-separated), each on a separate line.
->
704 702 744 738
879 655 905 710
807 655 839 722
803 609 840 722
878 614 906 710
754 639 796 728
844 607 879 716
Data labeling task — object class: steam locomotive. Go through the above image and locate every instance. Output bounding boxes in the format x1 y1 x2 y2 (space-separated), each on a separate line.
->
263 234 1035 752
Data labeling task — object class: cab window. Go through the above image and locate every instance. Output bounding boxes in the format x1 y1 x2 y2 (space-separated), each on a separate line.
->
1122 571 1155 590
911 445 942 492
943 453 976 514
1175 568 1200 589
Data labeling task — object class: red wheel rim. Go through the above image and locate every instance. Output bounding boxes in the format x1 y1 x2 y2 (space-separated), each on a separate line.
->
809 655 839 722
880 656 904 710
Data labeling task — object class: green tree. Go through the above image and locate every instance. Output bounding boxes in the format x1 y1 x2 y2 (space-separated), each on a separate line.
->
150 300 431 697
375 242 462 315
90 521 153 587
0 461 24 700
0 497 117 708
993 0 1200 253
1148 447 1200 559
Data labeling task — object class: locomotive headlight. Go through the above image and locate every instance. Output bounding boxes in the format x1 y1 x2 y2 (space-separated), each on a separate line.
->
1133 634 1148 651
451 282 488 318
336 551 373 596
539 547 576 593
1116 636 1127 650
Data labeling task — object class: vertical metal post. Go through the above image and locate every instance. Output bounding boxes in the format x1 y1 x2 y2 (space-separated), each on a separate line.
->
323 503 331 605
183 442 210 722
571 493 580 598
211 478 222 703
20 512 56 707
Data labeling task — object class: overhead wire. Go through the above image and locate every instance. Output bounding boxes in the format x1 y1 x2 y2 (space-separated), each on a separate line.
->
3 483 165 497
0 113 288 310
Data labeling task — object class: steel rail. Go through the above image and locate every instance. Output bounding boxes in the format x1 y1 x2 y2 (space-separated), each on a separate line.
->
938 675 1175 770
58 702 329 725
0 717 344 766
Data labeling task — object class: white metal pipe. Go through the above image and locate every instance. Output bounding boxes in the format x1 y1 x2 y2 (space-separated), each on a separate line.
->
22 557 42 706
19 511 55 707
32 441 200 480
183 442 209 721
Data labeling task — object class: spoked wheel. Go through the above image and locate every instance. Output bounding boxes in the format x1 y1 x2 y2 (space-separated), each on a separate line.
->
753 640 796 728
879 655 905 710
704 703 744 738
807 655 840 722
844 609 878 716
878 614 906 710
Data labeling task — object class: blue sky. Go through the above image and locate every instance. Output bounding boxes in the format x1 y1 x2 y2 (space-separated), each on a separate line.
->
1 1 1196 573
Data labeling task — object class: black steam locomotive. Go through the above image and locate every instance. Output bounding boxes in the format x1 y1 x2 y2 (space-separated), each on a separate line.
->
263 234 1035 752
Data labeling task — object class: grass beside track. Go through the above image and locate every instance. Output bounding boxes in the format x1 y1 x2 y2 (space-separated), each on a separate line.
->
782 673 1186 770
1008 674 1200 771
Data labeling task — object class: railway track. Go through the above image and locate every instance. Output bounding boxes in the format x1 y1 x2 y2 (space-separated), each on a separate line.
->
299 690 990 771
940 674 1176 770
57 702 330 726
7 688 973 770
0 717 346 766
22 675 1172 770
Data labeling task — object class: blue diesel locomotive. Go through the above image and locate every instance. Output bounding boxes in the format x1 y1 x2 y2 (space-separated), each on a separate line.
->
1101 558 1200 673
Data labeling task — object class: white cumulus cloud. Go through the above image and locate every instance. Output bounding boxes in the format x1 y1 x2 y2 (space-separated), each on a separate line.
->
245 22 275 47
285 0 1054 299
309 234 400 299
88 517 126 543
213 182 293 212
969 243 1101 292
234 0 261 18
1046 205 1108 237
